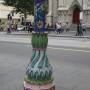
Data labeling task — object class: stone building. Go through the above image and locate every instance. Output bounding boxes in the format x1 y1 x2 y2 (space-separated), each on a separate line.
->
47 0 90 28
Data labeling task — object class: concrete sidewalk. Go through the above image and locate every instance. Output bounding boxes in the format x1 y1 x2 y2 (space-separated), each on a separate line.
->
0 33 90 49
0 31 90 38
48 31 90 38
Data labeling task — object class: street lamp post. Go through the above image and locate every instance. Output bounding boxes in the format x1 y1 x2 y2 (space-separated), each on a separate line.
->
24 0 55 90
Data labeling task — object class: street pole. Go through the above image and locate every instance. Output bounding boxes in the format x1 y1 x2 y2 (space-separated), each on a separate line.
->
24 0 55 90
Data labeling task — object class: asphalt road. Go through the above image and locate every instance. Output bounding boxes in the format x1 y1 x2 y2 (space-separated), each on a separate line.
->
0 42 90 90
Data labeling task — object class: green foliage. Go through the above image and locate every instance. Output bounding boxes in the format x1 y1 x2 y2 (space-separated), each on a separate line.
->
3 0 16 6
43 0 48 14
15 0 34 15
4 0 48 15
4 0 34 15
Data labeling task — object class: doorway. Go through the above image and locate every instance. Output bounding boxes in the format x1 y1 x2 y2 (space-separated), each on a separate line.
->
72 7 80 24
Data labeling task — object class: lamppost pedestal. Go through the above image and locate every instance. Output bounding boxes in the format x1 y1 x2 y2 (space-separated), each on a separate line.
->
24 32 55 90
24 81 55 90
24 0 55 90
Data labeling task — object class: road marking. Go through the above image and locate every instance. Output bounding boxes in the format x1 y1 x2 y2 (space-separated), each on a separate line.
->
48 47 90 53
25 44 90 53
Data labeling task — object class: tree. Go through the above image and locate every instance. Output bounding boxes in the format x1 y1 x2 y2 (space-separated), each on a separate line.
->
4 0 34 30
4 0 48 15
42 0 48 14
14 0 34 28
3 0 16 6
4 0 48 28
4 0 34 15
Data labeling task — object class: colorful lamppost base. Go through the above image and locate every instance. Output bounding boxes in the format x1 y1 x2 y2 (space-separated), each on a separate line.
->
24 81 55 90
24 32 55 90
24 0 55 89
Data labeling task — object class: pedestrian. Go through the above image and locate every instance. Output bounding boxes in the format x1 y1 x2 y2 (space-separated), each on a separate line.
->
66 22 69 32
46 23 50 32
82 24 86 33
7 20 12 34
17 19 21 31
28 22 32 33
58 23 62 34
0 19 1 31
54 24 57 33
79 23 83 36
56 23 62 34
76 24 79 36
7 14 12 34
76 23 83 36
15 24 17 31
7 21 10 34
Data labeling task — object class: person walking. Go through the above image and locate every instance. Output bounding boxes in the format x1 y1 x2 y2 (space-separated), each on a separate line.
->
17 19 21 31
0 19 1 31
28 22 32 33
56 22 62 34
66 22 69 32
79 23 83 36
7 15 12 34
82 24 86 33
76 23 83 36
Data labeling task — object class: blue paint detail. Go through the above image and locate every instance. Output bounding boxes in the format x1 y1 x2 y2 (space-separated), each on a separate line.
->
35 0 42 4
34 0 45 32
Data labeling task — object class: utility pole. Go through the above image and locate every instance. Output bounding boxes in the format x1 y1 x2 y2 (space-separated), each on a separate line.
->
24 0 55 90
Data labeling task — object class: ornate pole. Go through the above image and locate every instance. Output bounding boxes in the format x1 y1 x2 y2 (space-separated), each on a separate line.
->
24 0 55 90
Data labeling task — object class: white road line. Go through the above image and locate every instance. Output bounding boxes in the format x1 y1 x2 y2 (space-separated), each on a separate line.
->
48 47 90 53
26 45 90 53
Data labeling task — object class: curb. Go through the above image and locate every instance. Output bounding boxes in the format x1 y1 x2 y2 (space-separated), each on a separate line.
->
48 35 90 39
1 33 90 39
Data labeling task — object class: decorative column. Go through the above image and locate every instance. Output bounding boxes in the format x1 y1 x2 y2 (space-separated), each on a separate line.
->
24 0 55 90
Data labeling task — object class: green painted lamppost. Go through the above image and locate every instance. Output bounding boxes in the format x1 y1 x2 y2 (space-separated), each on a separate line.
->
24 0 55 90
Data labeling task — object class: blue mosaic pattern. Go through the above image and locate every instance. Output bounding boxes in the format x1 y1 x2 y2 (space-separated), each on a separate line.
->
34 0 45 32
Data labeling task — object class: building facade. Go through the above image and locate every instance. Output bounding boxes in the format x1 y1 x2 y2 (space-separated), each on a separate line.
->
47 0 90 28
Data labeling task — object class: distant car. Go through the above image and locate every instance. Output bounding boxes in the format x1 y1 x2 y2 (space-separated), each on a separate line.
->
17 25 26 31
